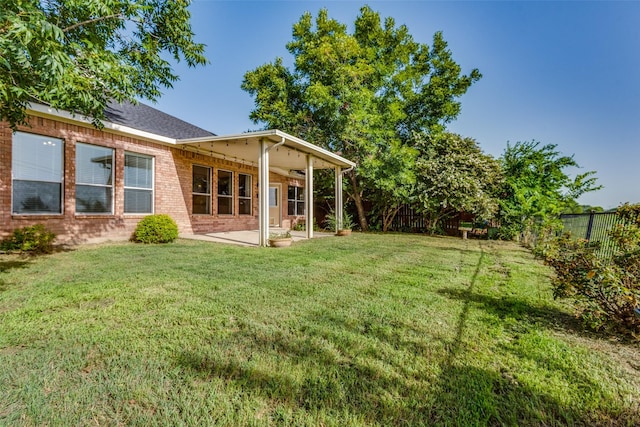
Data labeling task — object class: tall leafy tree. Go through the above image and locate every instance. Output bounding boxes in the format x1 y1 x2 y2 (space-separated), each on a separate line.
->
0 0 207 129
414 131 502 234
242 6 480 230
498 140 601 243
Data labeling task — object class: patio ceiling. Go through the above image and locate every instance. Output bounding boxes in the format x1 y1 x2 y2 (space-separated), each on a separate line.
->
177 129 356 172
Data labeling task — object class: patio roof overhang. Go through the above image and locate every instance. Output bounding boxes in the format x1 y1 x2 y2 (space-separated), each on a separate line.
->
179 129 355 247
177 129 356 173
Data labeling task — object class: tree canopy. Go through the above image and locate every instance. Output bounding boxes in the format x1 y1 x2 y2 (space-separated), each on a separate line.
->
242 6 480 230
0 0 207 129
497 140 601 242
414 131 503 234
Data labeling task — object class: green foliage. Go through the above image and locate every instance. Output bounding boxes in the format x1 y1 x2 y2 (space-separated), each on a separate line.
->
292 218 321 232
269 230 292 239
0 0 208 130
133 214 179 244
546 203 640 337
562 202 604 214
414 131 503 234
498 141 601 245
324 210 355 231
0 224 55 253
242 6 480 230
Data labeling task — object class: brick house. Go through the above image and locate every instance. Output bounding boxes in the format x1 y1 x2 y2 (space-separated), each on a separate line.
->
0 101 355 246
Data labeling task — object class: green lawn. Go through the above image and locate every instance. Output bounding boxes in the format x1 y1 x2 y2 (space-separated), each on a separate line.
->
1 234 638 426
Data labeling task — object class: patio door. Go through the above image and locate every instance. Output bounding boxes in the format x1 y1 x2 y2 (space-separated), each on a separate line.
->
269 184 281 226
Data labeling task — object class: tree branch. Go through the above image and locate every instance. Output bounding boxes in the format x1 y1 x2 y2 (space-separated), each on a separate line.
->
63 14 125 33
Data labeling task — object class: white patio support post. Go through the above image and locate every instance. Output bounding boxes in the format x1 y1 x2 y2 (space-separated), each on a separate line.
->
305 154 314 239
334 166 344 232
258 138 270 247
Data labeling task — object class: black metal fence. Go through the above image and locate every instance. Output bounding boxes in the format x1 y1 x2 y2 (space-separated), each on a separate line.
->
560 212 622 259
390 206 623 257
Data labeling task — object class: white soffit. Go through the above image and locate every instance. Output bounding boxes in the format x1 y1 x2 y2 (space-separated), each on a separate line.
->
178 130 356 171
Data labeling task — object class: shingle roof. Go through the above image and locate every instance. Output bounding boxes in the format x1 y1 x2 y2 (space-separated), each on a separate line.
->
104 100 216 140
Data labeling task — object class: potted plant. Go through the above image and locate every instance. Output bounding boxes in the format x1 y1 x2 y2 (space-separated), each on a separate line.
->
268 230 293 247
325 210 355 236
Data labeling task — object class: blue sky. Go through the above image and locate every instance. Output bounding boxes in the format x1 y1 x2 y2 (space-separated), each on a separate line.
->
153 1 640 209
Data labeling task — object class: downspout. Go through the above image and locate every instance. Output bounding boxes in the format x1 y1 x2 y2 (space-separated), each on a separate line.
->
305 154 314 239
266 137 285 153
341 165 354 175
335 165 355 232
266 138 286 229
259 137 285 247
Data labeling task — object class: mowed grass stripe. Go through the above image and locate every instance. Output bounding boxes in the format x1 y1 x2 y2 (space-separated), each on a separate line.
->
0 234 638 426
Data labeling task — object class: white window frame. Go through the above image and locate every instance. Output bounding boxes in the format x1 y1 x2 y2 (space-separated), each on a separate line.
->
11 131 64 215
75 142 114 215
288 186 305 216
124 152 154 215
192 164 211 215
238 173 252 216
217 169 233 216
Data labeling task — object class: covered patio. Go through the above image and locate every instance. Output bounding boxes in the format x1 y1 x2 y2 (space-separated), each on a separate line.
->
177 130 356 247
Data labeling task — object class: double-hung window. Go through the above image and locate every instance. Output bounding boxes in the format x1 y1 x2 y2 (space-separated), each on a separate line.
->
217 170 233 215
75 143 113 214
238 174 252 215
124 152 153 214
12 132 64 214
192 165 211 214
287 186 305 216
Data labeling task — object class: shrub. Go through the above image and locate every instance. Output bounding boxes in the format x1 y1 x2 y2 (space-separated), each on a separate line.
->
269 230 291 240
0 224 56 254
546 203 640 337
324 210 354 231
292 218 321 232
133 214 179 244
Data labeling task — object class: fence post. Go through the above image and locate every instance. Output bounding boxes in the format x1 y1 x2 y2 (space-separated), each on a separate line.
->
586 211 595 241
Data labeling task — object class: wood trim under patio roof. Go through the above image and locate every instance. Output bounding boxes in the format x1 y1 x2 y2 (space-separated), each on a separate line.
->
177 130 356 171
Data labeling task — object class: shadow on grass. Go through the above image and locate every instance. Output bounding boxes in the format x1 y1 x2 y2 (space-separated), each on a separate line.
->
173 243 636 425
436 287 585 336
0 259 31 273
175 329 602 425
0 258 32 292
431 245 608 425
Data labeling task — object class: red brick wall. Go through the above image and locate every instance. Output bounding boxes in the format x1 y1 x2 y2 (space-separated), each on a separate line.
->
274 173 306 229
179 151 260 234
0 115 305 243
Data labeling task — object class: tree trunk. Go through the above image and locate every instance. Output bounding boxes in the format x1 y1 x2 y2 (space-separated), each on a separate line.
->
348 172 369 231
382 205 402 232
426 207 454 235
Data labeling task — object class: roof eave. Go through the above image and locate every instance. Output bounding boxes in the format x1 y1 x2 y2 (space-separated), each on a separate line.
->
178 129 356 169
26 102 178 145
